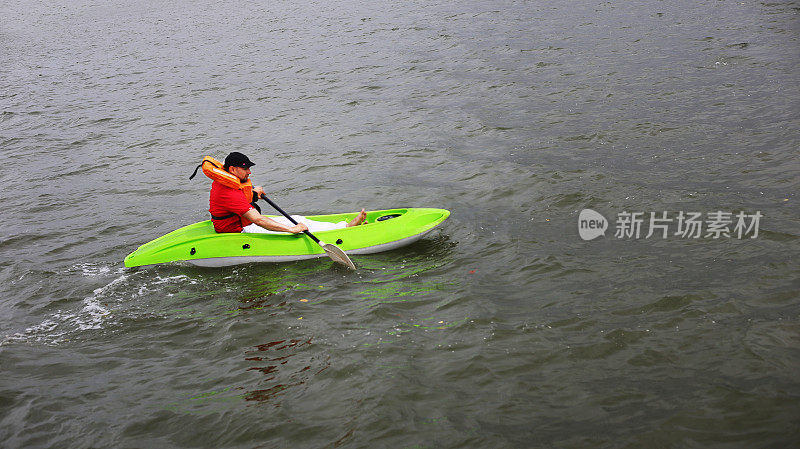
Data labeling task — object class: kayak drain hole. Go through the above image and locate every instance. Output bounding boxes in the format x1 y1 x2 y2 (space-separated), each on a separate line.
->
336 239 343 245
242 244 250 250
190 247 196 255
377 214 401 222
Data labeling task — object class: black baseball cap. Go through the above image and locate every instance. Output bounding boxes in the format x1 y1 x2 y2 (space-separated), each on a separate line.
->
224 152 255 168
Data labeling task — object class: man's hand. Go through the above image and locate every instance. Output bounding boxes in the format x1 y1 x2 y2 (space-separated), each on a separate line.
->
253 186 265 198
290 223 309 234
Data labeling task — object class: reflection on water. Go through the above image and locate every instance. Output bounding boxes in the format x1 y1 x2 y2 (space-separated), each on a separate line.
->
243 337 329 404
353 279 453 310
353 234 456 307
163 336 328 413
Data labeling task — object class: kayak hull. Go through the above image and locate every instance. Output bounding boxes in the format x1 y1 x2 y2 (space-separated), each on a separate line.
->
187 228 436 267
124 208 449 268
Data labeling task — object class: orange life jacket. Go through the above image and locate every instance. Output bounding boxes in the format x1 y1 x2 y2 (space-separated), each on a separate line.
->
190 156 259 228
190 156 253 203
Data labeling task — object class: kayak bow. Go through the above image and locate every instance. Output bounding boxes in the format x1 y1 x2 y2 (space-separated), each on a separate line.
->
124 208 450 268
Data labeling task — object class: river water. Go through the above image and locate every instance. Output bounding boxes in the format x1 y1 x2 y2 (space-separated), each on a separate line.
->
1 0 798 447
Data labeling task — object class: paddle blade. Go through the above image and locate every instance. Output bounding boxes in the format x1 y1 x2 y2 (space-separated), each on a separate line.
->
321 243 356 270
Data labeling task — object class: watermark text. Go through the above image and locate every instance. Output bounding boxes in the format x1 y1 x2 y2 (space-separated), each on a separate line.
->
579 209 762 241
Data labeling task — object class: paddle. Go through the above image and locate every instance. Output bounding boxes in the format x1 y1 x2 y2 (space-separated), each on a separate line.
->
259 194 356 270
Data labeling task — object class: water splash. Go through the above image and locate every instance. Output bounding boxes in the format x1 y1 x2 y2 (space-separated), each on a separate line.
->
1 274 123 345
1 270 197 346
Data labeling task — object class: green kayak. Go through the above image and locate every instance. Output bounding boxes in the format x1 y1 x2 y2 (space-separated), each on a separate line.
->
124 208 450 267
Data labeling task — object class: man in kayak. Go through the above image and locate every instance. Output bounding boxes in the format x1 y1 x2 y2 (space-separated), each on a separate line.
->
210 152 367 234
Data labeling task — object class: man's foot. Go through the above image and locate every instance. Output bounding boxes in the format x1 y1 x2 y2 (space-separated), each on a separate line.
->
347 209 368 227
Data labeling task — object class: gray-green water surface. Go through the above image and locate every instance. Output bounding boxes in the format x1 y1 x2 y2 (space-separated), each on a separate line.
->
1 0 798 447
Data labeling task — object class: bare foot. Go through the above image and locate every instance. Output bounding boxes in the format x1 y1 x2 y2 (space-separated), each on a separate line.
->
347 208 368 227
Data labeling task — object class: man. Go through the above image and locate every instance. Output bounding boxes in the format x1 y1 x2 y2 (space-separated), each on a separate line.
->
209 152 367 234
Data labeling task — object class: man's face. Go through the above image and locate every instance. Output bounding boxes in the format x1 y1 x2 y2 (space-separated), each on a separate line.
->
230 166 251 182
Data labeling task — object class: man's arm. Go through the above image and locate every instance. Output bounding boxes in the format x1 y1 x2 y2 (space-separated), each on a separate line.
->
242 209 308 233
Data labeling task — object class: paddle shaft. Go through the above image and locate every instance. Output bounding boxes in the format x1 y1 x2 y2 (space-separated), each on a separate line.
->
257 193 356 270
259 194 321 244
